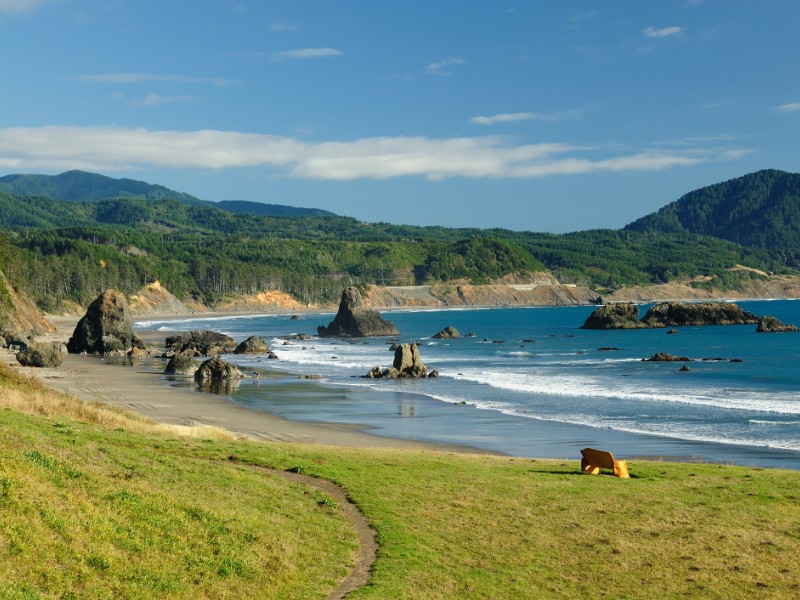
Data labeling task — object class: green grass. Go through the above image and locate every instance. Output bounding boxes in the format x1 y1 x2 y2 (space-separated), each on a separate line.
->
2 363 800 598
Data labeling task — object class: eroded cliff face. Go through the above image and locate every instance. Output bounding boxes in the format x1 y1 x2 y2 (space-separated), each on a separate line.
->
604 275 800 303
364 278 597 309
212 290 310 313
0 270 55 336
127 281 197 315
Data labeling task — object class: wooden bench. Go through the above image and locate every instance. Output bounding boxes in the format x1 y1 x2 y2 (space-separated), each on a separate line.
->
580 448 630 478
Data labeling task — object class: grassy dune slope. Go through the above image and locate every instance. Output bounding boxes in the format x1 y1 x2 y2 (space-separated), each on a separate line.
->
2 363 799 599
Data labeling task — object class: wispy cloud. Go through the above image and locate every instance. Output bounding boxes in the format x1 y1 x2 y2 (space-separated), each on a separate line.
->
776 102 800 113
569 10 598 26
70 73 236 87
471 110 583 126
132 93 197 108
0 0 54 14
273 48 342 59
642 26 683 39
0 126 749 181
270 20 300 33
425 58 464 76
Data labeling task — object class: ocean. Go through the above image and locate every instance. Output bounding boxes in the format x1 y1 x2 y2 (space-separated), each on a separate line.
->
137 300 800 469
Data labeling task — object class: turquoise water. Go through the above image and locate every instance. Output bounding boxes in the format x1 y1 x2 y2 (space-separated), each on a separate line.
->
138 300 800 468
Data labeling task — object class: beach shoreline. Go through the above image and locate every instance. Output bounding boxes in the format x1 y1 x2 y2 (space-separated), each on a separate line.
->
6 308 800 470
3 315 482 454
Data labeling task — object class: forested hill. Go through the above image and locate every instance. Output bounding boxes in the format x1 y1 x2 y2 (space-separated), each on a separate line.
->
0 168 799 312
624 169 800 250
0 170 335 217
215 200 335 217
0 171 204 205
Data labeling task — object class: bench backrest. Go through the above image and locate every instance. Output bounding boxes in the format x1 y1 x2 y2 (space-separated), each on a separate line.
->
580 448 616 470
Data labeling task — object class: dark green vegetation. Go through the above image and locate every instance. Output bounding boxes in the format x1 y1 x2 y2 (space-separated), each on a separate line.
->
0 169 798 310
0 170 335 216
2 363 799 599
626 169 800 252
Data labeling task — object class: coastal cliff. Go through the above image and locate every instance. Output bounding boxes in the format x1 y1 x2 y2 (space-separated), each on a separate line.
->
364 278 597 309
0 269 55 336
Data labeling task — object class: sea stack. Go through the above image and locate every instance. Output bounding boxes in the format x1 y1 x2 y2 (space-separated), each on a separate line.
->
318 287 399 337
67 289 145 355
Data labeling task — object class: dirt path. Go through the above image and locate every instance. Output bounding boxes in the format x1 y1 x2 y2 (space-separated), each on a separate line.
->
237 463 378 599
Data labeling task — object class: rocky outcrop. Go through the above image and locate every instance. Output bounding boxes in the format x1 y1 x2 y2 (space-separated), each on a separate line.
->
641 302 759 327
643 352 693 362
580 303 647 329
756 315 799 333
318 287 399 337
194 356 245 381
393 342 428 378
582 301 761 330
16 342 67 368
164 354 200 376
166 330 237 356
1 331 31 352
233 335 270 354
432 325 460 339
67 289 145 355
364 342 432 379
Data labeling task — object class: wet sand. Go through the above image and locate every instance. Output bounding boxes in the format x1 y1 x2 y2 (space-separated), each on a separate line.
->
6 314 800 469
3 316 476 452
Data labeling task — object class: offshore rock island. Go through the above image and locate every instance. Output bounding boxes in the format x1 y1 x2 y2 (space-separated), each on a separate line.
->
581 301 762 330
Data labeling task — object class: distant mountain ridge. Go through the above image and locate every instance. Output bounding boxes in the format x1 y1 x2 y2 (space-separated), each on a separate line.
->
0 170 335 217
624 169 800 250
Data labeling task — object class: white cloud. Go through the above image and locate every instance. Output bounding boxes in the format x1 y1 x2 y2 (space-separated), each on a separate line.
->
273 48 342 59
132 93 196 108
471 110 583 126
642 26 683 39
776 103 800 113
71 73 236 87
425 58 464 76
0 126 749 181
0 0 54 14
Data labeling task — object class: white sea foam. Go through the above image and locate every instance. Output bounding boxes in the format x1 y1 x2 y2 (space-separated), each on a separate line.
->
451 368 800 415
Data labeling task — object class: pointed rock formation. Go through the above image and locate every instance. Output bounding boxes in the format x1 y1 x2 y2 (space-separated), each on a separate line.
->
67 289 145 355
364 342 430 379
318 287 399 337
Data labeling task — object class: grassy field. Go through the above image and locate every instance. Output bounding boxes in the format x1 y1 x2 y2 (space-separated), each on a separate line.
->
2 362 800 599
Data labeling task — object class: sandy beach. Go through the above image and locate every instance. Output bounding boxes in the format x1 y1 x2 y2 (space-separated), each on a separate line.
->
3 314 473 452
6 310 800 470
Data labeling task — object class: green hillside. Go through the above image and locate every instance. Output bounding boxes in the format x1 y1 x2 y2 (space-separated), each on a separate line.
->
0 170 206 205
0 169 798 311
624 169 800 250
0 170 336 217
217 199 335 217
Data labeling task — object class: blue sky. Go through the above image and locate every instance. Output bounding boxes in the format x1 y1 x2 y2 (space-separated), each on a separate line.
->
1 0 798 232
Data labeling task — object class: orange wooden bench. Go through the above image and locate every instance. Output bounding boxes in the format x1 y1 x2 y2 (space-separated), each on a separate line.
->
580 448 630 478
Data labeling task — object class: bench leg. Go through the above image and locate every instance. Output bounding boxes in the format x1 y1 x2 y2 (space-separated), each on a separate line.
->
613 460 630 479
581 458 600 475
